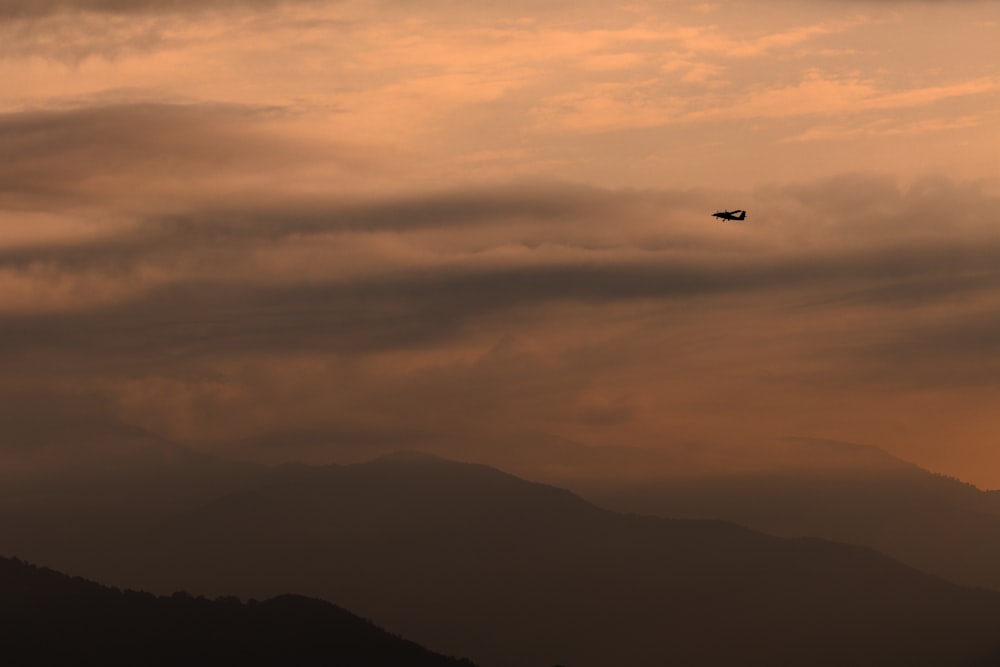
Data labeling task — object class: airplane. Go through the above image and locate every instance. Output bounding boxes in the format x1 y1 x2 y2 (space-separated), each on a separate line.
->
712 209 747 221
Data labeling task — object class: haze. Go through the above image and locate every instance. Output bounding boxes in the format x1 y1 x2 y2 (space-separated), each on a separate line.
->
2 0 999 487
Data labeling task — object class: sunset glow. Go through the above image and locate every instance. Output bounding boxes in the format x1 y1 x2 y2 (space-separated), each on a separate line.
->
3 0 999 486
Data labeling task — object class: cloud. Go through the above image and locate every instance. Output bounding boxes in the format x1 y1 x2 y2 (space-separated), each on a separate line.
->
692 73 1000 122
0 101 369 212
671 18 864 59
856 308 1000 388
532 68 1000 134
3 171 1000 483
0 0 310 20
2 0 995 194
782 114 991 142
2 0 999 481
2 175 998 362
0 0 330 63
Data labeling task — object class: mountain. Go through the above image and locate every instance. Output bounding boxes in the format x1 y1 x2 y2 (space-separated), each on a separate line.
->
72 452 1000 667
0 555 475 666
570 438 1000 592
0 416 281 574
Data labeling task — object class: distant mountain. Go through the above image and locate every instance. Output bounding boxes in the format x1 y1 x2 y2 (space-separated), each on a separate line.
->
0 556 475 666
571 438 1000 592
0 417 278 574
73 452 1000 667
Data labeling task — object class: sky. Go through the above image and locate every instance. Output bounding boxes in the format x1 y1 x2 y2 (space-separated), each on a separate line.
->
2 0 999 486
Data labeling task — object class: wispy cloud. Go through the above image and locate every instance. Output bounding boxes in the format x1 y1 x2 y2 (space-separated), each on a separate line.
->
531 71 1000 133
0 102 381 212
0 0 312 20
692 73 1000 120
783 113 991 142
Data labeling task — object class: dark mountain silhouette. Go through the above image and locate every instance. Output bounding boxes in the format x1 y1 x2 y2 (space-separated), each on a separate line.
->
68 452 1000 667
571 438 1000 591
0 555 475 667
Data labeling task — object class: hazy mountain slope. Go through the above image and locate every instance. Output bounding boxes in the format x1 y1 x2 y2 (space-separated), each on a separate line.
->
76 452 1000 667
0 556 475 667
572 441 1000 591
0 418 295 575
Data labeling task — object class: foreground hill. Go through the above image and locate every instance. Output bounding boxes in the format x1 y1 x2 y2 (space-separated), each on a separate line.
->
0 556 474 667
79 452 1000 667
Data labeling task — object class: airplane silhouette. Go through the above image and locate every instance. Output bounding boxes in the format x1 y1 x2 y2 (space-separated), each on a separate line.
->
712 209 747 221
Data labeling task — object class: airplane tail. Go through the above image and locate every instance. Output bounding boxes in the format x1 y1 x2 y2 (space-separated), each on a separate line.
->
735 211 746 220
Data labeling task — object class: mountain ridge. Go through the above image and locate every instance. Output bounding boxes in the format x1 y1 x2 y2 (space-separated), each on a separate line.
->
0 555 476 667
68 452 1000 667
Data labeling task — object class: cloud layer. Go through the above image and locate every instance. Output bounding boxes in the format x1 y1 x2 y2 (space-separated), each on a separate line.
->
4 152 1000 481
2 0 999 486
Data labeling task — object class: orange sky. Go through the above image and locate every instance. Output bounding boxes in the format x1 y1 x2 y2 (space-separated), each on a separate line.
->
2 0 1000 486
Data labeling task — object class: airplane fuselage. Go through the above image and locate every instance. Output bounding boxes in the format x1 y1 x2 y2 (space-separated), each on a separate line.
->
712 210 746 221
